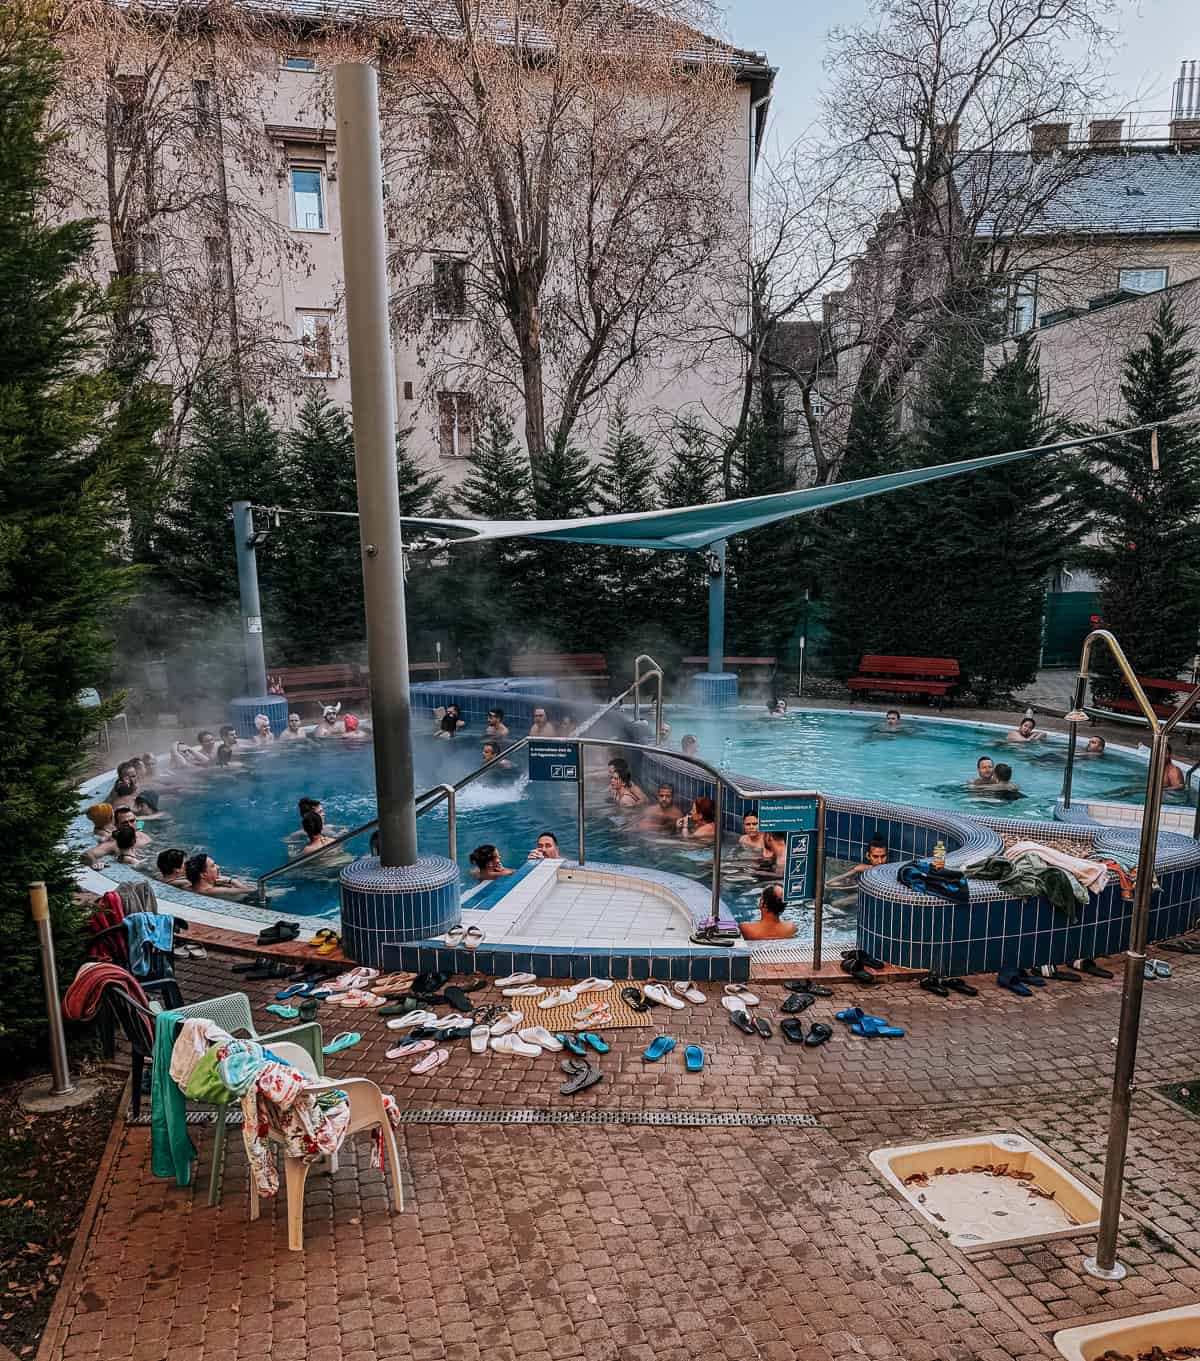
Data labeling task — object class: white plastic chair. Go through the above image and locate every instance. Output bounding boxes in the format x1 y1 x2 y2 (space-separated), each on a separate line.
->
247 1050 404 1251
77 687 129 754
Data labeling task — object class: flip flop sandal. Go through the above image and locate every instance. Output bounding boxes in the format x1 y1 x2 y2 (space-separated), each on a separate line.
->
387 1010 437 1030
840 960 876 985
412 1047 450 1075
557 1032 588 1056
620 986 650 1013
724 984 760 1004
537 987 582 1010
308 927 336 946
642 1035 676 1062
786 979 833 997
728 1009 756 1036
574 978 614 994
471 1004 503 1025
265 1003 300 1019
443 986 475 1012
851 1018 905 1038
458 975 487 992
804 1022 832 1047
470 1025 490 1054
463 925 485 949
489 1010 524 1036
315 936 342 956
1143 961 1158 979
560 1061 603 1096
753 1015 773 1038
673 982 707 1004
275 984 307 1000
684 1045 705 1071
642 983 685 1010
231 956 268 973
835 1007 869 1023
1078 958 1114 977
388 1038 435 1059
1154 960 1172 978
322 1031 361 1055
919 975 949 997
578 1031 610 1053
1016 969 1046 988
443 925 467 946
380 999 420 1017
297 999 320 1022
502 984 546 997
843 948 885 969
721 995 752 1015
997 971 1032 997
495 972 537 987
944 977 978 996
574 1002 612 1025
781 992 814 1014
780 1018 806 1043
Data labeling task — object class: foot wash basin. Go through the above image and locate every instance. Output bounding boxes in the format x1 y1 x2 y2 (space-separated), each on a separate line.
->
1054 1304 1200 1359
869 1133 1102 1249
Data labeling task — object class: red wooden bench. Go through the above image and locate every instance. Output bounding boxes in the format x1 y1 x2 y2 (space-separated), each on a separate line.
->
1094 676 1199 721
847 655 961 706
268 664 367 711
511 652 609 692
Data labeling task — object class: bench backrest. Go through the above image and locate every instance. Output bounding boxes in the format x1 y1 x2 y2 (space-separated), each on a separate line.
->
857 655 960 678
512 652 607 673
270 664 357 687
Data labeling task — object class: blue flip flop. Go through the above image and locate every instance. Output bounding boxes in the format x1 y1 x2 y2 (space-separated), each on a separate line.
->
851 1016 905 1038
684 1045 704 1072
557 1033 588 1057
322 1031 361 1056
836 1007 887 1026
579 1032 610 1054
265 1003 299 1019
274 985 306 1000
997 970 1032 997
642 1035 676 1062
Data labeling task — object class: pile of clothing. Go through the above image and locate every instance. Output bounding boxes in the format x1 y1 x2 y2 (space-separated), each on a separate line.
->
965 840 1111 923
152 1014 400 1195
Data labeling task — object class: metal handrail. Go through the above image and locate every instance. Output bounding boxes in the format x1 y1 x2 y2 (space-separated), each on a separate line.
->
632 653 666 743
576 666 665 744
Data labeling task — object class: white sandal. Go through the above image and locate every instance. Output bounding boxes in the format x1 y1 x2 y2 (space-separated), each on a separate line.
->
673 981 706 1004
643 982 685 1010
537 987 581 1010
495 972 537 987
724 984 759 1006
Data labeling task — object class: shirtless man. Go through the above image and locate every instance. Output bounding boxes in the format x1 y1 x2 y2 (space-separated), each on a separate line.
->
481 740 516 772
1082 735 1106 757
315 703 346 738
528 707 555 738
1164 743 1186 791
527 832 562 861
485 708 510 738
739 885 798 941
639 783 685 833
184 853 255 899
757 831 787 877
252 714 275 745
969 756 997 787
1007 716 1045 743
827 836 889 891
280 712 306 741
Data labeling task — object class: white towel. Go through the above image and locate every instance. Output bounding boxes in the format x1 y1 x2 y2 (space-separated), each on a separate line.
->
1006 841 1109 895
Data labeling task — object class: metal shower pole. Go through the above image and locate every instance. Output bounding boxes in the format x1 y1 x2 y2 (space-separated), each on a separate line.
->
232 500 268 697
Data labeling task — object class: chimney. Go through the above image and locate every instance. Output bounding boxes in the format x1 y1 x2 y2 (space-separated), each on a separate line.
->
1030 122 1071 155
933 122 960 154
1088 118 1123 147
1171 60 1200 148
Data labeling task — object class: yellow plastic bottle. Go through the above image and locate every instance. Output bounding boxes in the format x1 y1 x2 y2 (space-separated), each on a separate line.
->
932 839 946 870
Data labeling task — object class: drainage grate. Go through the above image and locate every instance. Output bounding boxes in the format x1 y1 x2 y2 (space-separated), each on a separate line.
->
127 1107 818 1129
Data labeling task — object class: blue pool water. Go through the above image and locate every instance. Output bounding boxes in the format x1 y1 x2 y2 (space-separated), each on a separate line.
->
136 709 1153 920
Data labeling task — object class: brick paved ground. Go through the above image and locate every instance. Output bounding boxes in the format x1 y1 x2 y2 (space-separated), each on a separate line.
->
40 945 1200 1361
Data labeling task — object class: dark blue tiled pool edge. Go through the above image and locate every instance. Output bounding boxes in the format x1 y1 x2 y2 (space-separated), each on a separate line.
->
378 940 751 983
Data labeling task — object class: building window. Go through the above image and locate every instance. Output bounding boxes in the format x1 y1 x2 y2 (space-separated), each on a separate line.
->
191 79 213 134
437 391 475 459
298 312 337 377
1009 273 1038 334
433 257 467 316
136 233 162 302
290 166 326 231
1118 267 1167 294
428 109 458 172
204 235 225 292
111 74 146 149
282 55 317 71
808 389 826 419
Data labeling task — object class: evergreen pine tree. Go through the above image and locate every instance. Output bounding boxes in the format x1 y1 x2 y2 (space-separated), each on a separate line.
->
521 432 598 649
652 418 721 661
1075 301 1200 678
593 406 659 658
0 1 141 1050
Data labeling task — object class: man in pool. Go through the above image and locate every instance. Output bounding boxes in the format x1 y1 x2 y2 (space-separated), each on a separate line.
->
184 853 255 899
1164 743 1185 791
196 730 220 762
990 763 1023 799
527 831 562 861
280 712 306 741
528 707 555 737
681 734 699 759
968 756 997 787
767 698 788 717
639 783 685 833
757 831 787 876
827 835 890 892
1083 735 1106 757
739 884 798 941
1007 715 1045 743
885 709 902 728
485 708 510 738
133 790 167 821
481 740 516 773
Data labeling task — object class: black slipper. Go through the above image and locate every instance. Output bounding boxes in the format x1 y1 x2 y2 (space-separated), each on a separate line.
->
458 975 487 992
842 948 885 970
944 977 978 996
443 985 473 1012
1078 958 1114 978
754 1015 773 1038
257 920 300 944
231 955 267 973
780 1017 806 1043
560 1060 602 1095
781 992 814 1014
919 974 949 997
621 986 650 1012
439 1025 474 1042
804 1022 832 1047
729 1008 756 1036
1017 968 1046 987
411 971 450 994
840 958 876 985
411 992 448 1007
297 998 320 1022
1043 966 1081 982
786 979 833 997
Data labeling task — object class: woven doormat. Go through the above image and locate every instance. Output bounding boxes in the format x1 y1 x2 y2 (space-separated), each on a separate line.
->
494 989 656 1032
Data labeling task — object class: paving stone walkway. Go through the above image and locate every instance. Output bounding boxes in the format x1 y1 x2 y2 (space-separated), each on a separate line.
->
40 946 1200 1361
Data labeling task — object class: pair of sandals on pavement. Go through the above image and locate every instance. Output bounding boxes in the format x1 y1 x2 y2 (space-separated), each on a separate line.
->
620 981 705 1013
835 1006 904 1038
641 1035 704 1070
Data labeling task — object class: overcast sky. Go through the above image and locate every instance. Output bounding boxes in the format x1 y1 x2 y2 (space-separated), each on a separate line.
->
723 0 1196 154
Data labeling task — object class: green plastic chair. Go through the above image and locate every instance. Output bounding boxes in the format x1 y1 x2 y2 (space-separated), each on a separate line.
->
170 992 324 1206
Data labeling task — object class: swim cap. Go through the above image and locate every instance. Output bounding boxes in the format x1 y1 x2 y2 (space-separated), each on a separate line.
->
343 714 359 732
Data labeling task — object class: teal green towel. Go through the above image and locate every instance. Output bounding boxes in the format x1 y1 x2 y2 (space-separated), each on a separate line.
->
150 1009 196 1186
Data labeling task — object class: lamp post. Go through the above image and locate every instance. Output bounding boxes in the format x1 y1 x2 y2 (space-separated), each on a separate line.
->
1065 631 1200 1279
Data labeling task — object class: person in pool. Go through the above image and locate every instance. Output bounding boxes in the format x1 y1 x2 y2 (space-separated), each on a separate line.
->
607 757 646 805
968 756 997 787
739 884 798 941
639 783 684 833
342 714 368 740
82 817 151 866
756 831 787 877
677 795 716 841
989 762 1024 799
1082 735 1106 757
767 698 788 717
1007 716 1045 743
885 709 902 728
133 790 167 821
827 835 890 891
437 704 465 739
298 810 335 854
252 714 275 745
485 708 510 738
215 743 243 769
85 802 115 840
184 853 255 899
316 703 347 738
1164 743 1185 792
528 707 555 737
280 712 306 741
527 831 562 861
481 740 516 772
738 813 764 854
468 844 514 880
681 734 699 759
607 768 641 808
156 847 188 887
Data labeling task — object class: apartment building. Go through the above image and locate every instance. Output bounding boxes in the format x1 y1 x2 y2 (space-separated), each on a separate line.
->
61 3 774 484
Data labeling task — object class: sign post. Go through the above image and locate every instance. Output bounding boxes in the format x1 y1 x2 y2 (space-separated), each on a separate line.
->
757 794 827 968
528 740 585 864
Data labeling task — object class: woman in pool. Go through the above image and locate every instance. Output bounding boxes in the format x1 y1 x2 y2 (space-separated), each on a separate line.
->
252 714 275 745
677 796 717 841
469 844 513 880
737 812 764 854
606 757 646 805
607 769 641 809
184 853 255 899
85 802 115 840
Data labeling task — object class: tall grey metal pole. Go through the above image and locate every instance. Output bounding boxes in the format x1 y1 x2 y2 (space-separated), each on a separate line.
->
30 883 74 1096
335 62 418 867
232 500 267 697
707 539 727 675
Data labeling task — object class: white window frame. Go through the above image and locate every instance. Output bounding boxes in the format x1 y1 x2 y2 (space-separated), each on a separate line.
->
191 78 213 134
1118 266 1168 294
297 311 339 378
282 55 317 71
808 389 826 420
289 164 327 233
1009 273 1038 335
432 256 468 318
437 391 475 460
